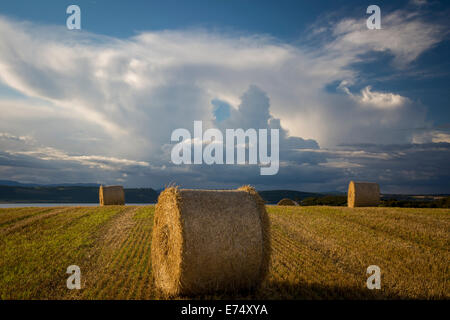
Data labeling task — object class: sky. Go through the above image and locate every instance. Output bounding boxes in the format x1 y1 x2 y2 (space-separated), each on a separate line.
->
0 0 449 193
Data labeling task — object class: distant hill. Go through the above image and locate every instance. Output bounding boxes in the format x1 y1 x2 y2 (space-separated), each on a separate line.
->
0 180 100 187
1 182 446 206
0 180 40 187
0 186 158 203
0 185 321 204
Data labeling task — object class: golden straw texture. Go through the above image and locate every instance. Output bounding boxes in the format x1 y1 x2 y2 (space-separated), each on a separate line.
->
151 186 270 296
347 181 380 208
99 185 125 206
277 198 297 206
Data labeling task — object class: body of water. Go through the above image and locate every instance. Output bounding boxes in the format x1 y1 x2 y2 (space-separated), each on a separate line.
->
0 203 154 208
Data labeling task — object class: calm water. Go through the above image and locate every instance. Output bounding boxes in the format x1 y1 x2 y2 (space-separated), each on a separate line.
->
0 203 154 208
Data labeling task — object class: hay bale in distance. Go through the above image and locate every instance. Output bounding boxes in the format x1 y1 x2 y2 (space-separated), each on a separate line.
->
277 198 297 206
347 181 380 208
151 185 270 296
99 185 125 206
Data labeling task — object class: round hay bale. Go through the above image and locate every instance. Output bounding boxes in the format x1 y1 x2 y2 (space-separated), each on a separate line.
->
151 185 270 296
347 181 380 208
99 185 125 206
277 198 297 206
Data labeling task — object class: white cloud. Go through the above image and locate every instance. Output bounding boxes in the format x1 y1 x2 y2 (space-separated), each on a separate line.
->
0 10 443 150
9 147 150 171
329 9 445 67
339 83 407 109
320 161 363 169
0 132 33 142
0 8 447 188
412 131 450 143
300 148 392 160
358 86 406 109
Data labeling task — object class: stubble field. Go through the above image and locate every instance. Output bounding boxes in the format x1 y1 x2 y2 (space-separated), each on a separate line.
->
0 205 448 299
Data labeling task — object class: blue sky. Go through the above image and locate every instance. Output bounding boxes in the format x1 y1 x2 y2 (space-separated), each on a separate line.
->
0 0 449 193
0 1 402 39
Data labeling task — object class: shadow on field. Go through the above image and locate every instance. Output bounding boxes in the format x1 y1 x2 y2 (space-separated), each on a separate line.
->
252 280 401 300
183 280 405 300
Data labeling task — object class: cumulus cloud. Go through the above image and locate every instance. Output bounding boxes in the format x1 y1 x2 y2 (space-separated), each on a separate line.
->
327 8 446 67
0 10 442 149
214 85 319 150
0 7 447 191
338 82 407 109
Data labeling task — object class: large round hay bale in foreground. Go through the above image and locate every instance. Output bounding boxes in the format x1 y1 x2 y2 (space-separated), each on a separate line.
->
151 186 270 296
347 181 380 208
99 185 125 206
277 198 297 206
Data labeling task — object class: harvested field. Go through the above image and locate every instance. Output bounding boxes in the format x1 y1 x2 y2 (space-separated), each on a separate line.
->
0 205 448 299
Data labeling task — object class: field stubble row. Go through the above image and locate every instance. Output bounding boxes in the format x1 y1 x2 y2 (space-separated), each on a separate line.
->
0 205 448 299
